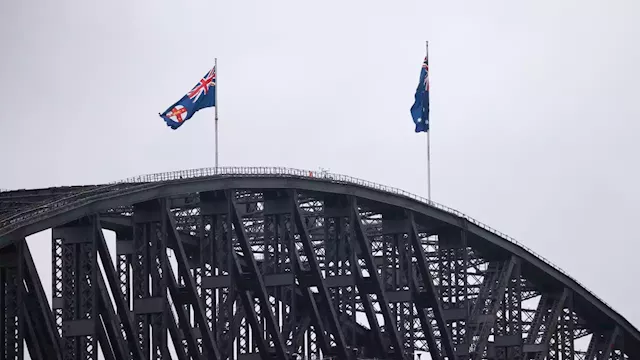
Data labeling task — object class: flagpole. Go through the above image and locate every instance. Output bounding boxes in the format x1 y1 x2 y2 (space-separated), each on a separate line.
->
426 41 431 201
427 130 431 201
214 58 219 171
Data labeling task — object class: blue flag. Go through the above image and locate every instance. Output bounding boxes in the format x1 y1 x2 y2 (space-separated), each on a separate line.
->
410 55 429 132
159 66 216 130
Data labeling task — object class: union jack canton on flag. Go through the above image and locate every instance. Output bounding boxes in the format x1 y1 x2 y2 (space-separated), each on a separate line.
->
159 66 216 130
410 55 429 133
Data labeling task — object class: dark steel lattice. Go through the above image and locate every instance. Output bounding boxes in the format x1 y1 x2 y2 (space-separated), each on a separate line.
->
0 174 636 360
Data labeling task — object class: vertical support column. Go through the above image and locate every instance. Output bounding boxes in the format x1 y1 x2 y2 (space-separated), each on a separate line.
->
52 220 98 360
190 211 204 356
52 235 64 338
263 191 298 354
350 197 404 359
408 212 456 360
237 317 249 358
227 190 288 359
464 256 516 360
438 227 470 354
132 200 169 360
494 259 523 360
306 326 319 359
116 229 134 342
166 207 221 360
381 211 416 354
560 292 574 360
200 191 235 359
261 194 277 351
290 190 350 359
523 289 567 360
323 195 357 347
228 193 250 360
547 327 560 360
200 207 215 338
396 231 415 353
0 242 24 360
151 204 169 360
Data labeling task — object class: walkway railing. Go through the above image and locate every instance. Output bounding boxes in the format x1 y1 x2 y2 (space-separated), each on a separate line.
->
114 166 614 312
0 182 155 231
0 166 614 315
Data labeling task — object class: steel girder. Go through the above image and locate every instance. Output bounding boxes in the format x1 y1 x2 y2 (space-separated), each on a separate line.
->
0 184 636 360
0 242 24 360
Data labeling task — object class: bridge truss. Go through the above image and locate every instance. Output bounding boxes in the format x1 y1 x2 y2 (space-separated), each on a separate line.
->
0 168 636 360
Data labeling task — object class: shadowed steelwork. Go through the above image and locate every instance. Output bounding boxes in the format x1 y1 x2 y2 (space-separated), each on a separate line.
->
0 167 637 360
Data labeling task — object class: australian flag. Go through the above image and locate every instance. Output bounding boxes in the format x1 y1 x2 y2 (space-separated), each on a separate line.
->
410 55 429 132
159 66 216 130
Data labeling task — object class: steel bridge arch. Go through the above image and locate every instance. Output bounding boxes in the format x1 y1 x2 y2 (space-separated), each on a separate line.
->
0 169 637 359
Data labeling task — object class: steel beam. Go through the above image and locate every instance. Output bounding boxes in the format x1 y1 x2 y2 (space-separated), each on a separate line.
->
166 208 222 360
0 242 24 360
585 326 621 360
133 193 364 357
228 191 288 359
262 191 300 354
165 306 190 360
322 195 361 352
22 303 46 360
52 220 99 360
166 209 221 360
95 318 117 360
525 294 550 348
115 230 133 346
1 177 636 357
559 293 575 360
2 181 638 359
436 227 470 355
284 227 335 355
470 257 516 360
494 258 523 360
199 191 236 358
23 241 63 360
351 197 405 359
522 288 568 360
132 200 170 360
381 211 426 354
52 234 64 342
96 270 127 359
94 221 144 360
392 219 440 359
408 211 456 360
599 327 620 360
291 190 352 359
165 263 204 360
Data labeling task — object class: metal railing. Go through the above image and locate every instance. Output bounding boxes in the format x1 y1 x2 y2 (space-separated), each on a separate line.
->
0 182 158 234
0 166 615 316
110 166 614 312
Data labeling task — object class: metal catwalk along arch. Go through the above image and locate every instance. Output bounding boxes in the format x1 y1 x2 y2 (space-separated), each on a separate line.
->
0 167 637 360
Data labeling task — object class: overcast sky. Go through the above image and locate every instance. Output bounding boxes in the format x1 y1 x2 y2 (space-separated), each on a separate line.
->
2 0 640 354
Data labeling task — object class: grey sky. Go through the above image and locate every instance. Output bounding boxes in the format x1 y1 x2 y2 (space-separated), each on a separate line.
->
2 0 640 350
